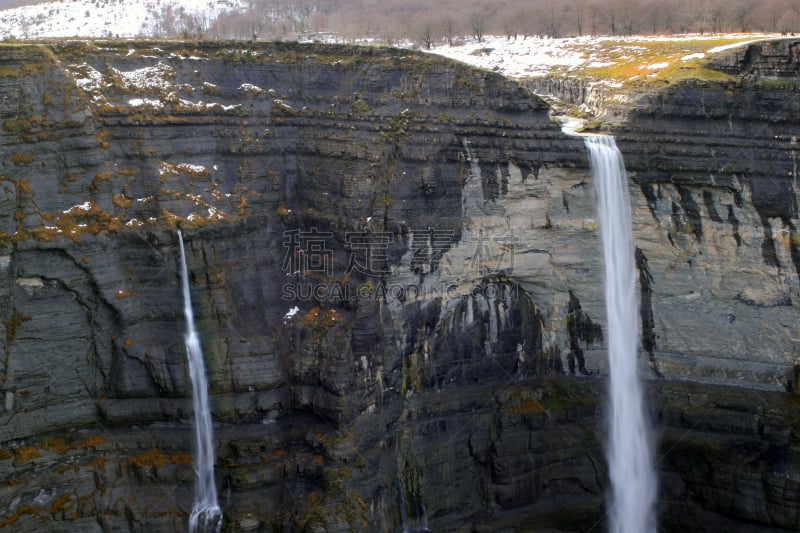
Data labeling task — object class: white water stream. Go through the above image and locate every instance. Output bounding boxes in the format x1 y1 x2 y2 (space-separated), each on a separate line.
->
585 136 657 533
178 230 222 533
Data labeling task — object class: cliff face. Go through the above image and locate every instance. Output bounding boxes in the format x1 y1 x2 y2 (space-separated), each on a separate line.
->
0 39 798 532
616 41 800 388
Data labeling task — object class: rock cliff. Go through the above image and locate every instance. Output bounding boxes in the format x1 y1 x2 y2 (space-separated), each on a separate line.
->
615 40 800 389
0 39 798 532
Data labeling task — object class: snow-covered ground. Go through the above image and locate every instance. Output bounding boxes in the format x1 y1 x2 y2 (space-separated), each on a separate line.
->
426 34 781 80
0 0 245 39
0 0 783 85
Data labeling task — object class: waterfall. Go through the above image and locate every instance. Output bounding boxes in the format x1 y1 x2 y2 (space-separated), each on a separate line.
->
396 475 409 533
419 500 430 532
178 230 222 533
584 136 657 533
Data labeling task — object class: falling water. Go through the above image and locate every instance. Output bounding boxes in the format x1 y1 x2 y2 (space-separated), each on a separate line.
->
178 230 222 533
419 500 431 532
396 475 409 533
584 136 657 533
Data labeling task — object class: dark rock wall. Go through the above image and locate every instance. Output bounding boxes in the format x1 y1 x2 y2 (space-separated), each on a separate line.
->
709 39 800 79
613 44 800 390
0 41 598 532
0 39 798 532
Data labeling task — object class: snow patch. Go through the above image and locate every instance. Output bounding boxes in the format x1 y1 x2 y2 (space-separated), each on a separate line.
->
128 98 163 108
66 63 105 93
159 162 209 177
642 62 670 70
681 52 705 61
706 40 762 54
239 83 264 94
62 201 92 214
114 63 175 91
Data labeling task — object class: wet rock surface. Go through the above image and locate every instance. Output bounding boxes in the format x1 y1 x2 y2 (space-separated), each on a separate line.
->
0 39 797 531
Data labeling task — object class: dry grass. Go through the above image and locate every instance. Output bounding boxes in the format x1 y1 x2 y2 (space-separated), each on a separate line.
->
551 36 760 87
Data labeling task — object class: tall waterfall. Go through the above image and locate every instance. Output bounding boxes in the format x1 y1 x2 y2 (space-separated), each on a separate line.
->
584 136 657 532
178 230 222 533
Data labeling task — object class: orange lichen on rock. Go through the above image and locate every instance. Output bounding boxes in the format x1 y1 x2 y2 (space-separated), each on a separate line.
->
12 446 41 465
127 448 169 469
506 398 545 415
79 435 104 448
127 449 191 468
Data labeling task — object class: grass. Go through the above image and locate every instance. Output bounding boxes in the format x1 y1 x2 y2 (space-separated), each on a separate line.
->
548 36 761 88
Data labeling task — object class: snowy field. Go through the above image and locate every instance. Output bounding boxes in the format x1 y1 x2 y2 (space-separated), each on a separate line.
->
426 33 781 80
0 0 785 86
0 0 245 39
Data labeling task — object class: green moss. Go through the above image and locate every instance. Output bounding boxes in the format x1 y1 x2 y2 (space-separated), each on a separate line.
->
293 488 329 528
202 82 220 95
753 79 798 89
323 465 353 492
350 99 371 116
539 378 596 411
5 310 32 345
335 492 369 529
3 118 36 134
381 110 415 143
20 62 46 76
576 118 604 133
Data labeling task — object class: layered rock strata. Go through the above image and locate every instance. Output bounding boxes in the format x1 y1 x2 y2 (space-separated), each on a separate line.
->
615 41 800 390
0 39 797 532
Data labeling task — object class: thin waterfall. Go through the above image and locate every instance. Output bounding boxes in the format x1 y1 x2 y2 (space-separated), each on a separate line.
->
584 136 657 533
419 500 430 532
178 230 222 533
396 475 409 533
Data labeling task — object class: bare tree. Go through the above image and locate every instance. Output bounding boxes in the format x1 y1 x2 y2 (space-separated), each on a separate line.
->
710 4 723 34
618 0 636 35
420 23 433 49
546 7 560 38
735 5 751 32
693 4 709 35
516 9 532 39
589 3 601 36
779 2 800 34
469 10 490 43
111 0 800 45
502 14 519 40
442 16 456 46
